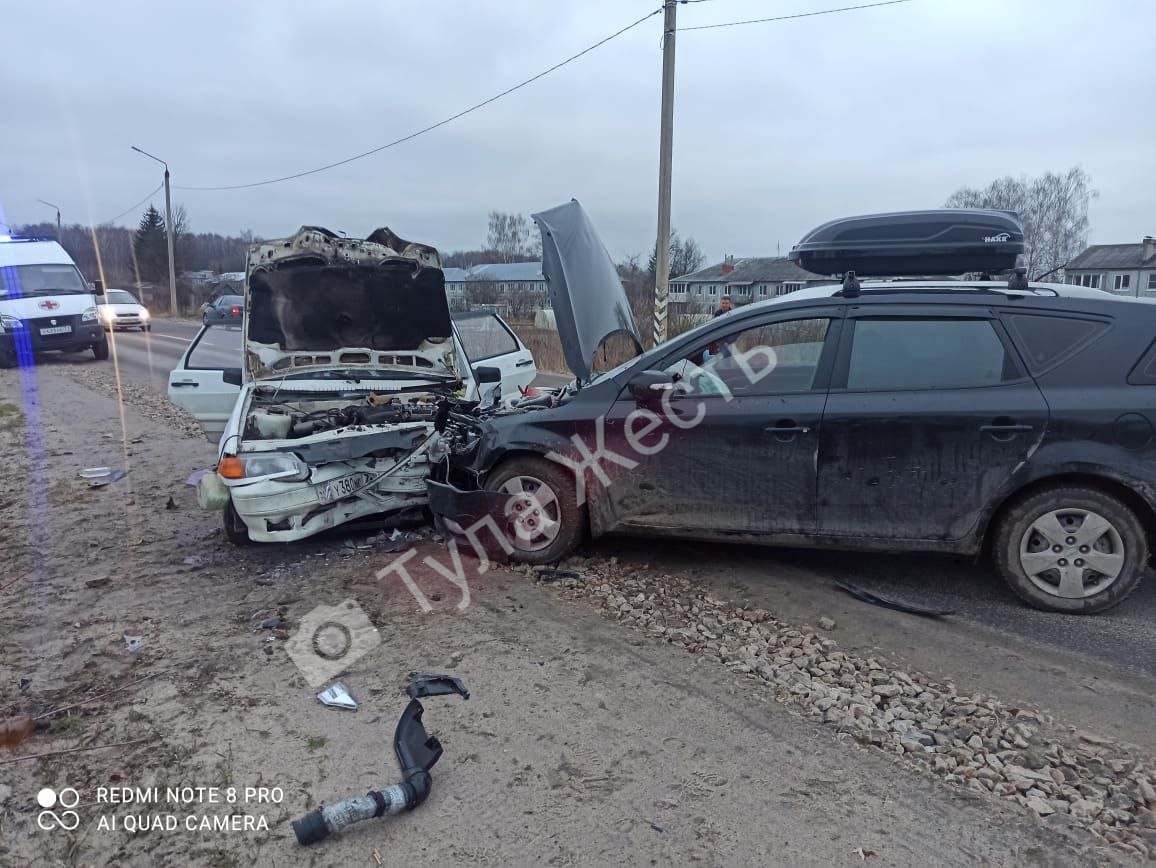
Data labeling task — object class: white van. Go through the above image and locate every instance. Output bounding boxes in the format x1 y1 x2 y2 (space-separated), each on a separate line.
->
0 234 108 367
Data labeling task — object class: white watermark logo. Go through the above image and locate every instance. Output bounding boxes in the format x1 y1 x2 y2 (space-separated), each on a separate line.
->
37 787 80 831
283 600 383 687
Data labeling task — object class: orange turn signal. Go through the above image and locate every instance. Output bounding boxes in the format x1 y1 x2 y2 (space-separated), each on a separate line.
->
218 456 245 479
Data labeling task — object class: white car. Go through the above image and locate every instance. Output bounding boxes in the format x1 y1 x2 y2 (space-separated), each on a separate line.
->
167 225 537 544
96 288 151 331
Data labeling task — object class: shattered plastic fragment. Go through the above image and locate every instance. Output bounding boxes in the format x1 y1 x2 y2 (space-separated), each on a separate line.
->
186 470 210 486
123 634 144 653
833 580 954 617
317 683 358 710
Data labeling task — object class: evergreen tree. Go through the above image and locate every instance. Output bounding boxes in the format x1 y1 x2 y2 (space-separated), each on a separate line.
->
133 205 169 284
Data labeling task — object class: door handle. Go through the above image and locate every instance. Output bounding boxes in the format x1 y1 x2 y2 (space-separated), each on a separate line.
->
171 381 200 388
765 420 811 435
980 423 1033 433
515 359 533 367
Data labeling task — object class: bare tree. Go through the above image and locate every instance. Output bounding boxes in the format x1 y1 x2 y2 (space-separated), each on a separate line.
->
945 166 1096 280
486 211 537 262
464 277 501 307
648 230 705 282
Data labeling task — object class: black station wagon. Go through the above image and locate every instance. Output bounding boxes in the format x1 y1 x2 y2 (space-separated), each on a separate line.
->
428 209 1156 614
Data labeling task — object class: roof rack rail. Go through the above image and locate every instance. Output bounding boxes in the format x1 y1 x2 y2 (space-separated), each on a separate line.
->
1006 266 1029 291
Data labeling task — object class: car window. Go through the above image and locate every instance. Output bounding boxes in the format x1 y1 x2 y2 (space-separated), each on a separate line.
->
664 318 830 397
1004 313 1106 373
846 318 1015 391
187 324 243 370
105 290 137 305
453 312 520 362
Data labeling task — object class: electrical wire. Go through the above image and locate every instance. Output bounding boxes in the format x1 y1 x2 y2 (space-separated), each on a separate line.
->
93 182 164 226
679 0 913 31
175 7 663 192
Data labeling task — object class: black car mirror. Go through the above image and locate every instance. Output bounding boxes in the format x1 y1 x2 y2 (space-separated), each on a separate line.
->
93 279 104 295
474 365 501 385
627 370 675 402
222 368 242 386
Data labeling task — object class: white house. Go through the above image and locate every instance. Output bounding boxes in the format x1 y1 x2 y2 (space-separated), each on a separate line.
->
1065 236 1156 296
670 256 832 312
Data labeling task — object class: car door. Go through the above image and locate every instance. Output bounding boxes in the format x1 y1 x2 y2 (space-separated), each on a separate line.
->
817 307 1049 541
452 311 537 398
606 310 842 535
167 324 244 443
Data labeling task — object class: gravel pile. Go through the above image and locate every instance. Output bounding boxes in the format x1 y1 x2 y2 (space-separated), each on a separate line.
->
59 365 203 438
526 558 1156 861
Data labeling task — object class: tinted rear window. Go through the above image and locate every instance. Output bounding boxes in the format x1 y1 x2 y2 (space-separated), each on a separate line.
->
1004 314 1106 373
1128 338 1156 385
846 318 1016 391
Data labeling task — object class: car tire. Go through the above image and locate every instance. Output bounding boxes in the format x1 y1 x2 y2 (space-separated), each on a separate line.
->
92 338 110 361
484 455 584 565
993 485 1147 614
143 324 152 332
0 346 16 369
223 500 253 546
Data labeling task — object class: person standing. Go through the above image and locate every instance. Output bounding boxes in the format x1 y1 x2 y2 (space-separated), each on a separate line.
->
707 295 733 359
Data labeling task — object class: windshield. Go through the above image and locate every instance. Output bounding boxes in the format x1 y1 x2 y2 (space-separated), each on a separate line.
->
103 290 138 305
0 263 90 296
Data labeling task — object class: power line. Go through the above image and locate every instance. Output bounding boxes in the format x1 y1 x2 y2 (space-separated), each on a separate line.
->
93 183 164 226
176 8 663 192
679 0 914 31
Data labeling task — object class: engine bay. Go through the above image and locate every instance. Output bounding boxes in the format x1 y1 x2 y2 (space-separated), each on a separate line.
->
244 392 442 441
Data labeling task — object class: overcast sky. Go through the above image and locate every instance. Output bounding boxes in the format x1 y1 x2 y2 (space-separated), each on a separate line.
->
2 0 1153 263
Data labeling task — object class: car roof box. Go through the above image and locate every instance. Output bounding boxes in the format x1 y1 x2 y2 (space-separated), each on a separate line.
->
788 209 1025 278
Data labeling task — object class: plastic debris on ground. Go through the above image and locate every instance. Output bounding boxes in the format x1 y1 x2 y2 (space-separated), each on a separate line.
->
186 469 211 486
317 683 358 710
833 580 955 617
80 468 128 488
123 634 144 653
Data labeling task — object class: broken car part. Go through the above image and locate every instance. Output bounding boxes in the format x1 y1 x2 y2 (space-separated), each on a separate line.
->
317 682 358 710
832 580 955 618
291 673 469 846
406 672 470 701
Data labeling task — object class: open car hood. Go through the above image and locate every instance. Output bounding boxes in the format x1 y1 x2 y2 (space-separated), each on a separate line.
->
532 200 642 382
244 226 457 382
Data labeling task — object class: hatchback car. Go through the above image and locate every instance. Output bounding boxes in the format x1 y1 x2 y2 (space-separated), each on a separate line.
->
97 288 151 331
202 294 244 324
428 209 1156 614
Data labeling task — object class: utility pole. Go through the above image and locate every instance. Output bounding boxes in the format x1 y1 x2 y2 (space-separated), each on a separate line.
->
37 199 61 237
652 0 677 347
131 146 179 315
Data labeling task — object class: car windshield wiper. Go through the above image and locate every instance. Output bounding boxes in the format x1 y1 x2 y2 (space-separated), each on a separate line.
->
280 370 455 382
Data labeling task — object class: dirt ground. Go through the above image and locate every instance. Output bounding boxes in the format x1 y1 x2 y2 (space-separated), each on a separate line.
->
0 365 1153 866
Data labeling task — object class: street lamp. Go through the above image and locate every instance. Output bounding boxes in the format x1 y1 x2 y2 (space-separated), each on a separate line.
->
36 199 61 237
130 145 178 315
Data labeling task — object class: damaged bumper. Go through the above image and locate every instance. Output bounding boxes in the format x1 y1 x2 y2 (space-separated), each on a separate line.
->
223 455 431 543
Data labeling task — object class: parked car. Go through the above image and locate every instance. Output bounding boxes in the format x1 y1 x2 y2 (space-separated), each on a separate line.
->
96 288 151 331
427 208 1156 614
202 294 244 324
168 224 537 544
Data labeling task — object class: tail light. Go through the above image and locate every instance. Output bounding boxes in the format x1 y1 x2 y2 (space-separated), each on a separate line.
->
230 305 242 316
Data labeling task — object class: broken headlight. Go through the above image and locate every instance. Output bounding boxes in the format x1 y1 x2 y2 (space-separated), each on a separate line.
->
238 453 310 482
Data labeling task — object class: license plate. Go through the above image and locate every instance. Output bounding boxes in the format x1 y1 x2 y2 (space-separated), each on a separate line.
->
40 326 72 335
318 472 379 504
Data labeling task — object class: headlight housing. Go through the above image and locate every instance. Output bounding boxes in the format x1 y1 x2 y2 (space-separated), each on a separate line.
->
219 452 309 483
0 315 23 332
81 307 99 322
139 308 150 320
99 306 115 321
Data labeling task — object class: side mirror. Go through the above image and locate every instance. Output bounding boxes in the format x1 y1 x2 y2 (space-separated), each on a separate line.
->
474 365 501 385
223 368 242 386
93 279 104 295
627 370 675 402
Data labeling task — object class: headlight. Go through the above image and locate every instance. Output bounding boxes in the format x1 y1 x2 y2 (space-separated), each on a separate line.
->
220 452 309 482
0 315 22 332
82 307 99 322
99 306 115 321
139 308 150 320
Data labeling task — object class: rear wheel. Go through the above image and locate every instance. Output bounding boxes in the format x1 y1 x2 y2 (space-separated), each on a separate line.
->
993 486 1146 613
142 324 152 332
92 338 109 361
484 456 584 565
223 500 253 545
